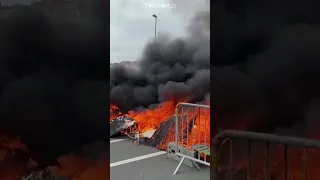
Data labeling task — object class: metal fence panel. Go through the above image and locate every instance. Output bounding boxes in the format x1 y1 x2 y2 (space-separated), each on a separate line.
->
172 102 210 175
212 130 320 180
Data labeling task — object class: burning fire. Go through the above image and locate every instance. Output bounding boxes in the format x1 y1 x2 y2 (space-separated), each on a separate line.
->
0 135 109 180
110 98 210 151
48 154 109 180
157 104 210 150
126 99 180 133
0 135 36 180
0 98 210 180
110 104 121 121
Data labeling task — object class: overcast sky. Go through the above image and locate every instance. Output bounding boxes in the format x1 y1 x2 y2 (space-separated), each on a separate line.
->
110 0 196 63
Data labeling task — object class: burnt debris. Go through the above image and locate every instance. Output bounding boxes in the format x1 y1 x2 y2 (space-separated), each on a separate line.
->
147 116 176 148
110 116 135 137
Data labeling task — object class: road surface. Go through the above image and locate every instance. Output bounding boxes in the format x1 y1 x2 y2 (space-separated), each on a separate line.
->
110 137 210 180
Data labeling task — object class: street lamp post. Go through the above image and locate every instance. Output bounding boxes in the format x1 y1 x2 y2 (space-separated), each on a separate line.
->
152 14 157 41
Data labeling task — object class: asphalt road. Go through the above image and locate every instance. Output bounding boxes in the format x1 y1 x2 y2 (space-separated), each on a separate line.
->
110 137 210 180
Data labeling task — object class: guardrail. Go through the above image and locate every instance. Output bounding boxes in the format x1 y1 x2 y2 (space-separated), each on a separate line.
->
172 102 210 175
212 130 320 180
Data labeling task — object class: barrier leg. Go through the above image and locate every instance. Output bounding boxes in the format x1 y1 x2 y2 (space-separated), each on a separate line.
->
173 157 185 175
191 160 201 171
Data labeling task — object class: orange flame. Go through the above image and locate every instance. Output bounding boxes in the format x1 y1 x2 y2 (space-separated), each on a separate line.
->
187 106 210 146
0 134 35 180
0 134 109 180
111 99 211 151
110 104 122 121
125 99 182 133
48 154 109 180
157 102 210 150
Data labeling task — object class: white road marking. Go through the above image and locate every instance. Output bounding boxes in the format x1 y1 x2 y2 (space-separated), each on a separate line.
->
110 139 127 143
110 151 167 167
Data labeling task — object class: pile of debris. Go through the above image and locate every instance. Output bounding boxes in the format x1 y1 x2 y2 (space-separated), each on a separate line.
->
110 116 135 137
110 115 175 148
21 169 67 180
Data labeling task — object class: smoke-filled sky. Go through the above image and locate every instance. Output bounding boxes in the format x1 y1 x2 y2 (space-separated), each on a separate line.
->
212 0 320 137
1 0 40 6
110 0 210 111
0 0 109 169
110 0 206 63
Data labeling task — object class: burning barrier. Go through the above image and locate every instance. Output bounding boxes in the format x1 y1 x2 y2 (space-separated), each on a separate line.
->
171 103 210 175
110 99 210 153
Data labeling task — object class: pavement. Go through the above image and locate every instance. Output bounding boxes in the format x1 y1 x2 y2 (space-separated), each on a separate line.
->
110 137 210 180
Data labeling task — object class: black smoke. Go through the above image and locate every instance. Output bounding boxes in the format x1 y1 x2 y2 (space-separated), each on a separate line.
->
212 0 320 137
0 0 109 168
110 0 210 112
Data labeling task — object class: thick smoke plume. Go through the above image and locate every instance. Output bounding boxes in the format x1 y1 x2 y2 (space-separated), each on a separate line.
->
0 0 108 168
212 0 320 136
110 0 210 111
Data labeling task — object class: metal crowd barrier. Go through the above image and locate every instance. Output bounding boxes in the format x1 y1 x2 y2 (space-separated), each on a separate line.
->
212 130 320 180
172 102 210 175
